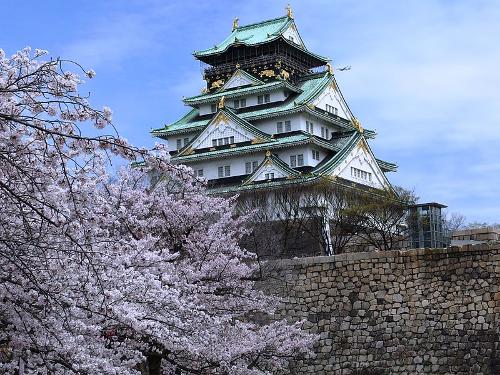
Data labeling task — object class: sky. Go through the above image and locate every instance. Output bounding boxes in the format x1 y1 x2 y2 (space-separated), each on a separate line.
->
2 0 499 223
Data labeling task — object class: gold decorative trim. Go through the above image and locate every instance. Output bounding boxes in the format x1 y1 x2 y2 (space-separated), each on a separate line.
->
326 63 334 75
279 69 290 80
352 117 364 133
259 69 275 78
357 138 369 153
210 79 224 89
217 95 226 109
286 4 293 19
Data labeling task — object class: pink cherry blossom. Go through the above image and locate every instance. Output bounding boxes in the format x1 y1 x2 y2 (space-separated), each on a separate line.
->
0 47 316 374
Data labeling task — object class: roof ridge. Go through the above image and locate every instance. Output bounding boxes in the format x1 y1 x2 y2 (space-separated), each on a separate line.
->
236 16 289 31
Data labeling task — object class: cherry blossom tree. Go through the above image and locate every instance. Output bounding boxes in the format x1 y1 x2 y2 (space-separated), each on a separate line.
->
0 47 315 374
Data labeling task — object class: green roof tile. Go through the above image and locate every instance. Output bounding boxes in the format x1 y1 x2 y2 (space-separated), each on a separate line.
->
194 16 328 62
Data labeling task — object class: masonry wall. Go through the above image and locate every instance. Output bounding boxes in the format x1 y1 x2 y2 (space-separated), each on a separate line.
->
260 243 500 374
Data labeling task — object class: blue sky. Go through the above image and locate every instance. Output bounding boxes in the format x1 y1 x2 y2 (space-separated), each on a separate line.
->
2 0 499 223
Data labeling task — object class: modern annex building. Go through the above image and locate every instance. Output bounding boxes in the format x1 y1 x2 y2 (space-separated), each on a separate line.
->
152 9 397 194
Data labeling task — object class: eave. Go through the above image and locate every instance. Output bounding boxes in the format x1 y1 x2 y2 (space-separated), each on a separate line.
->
183 80 302 106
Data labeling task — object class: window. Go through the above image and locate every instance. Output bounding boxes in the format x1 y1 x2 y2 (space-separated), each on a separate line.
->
312 149 320 160
351 167 372 181
290 154 304 167
258 94 270 105
277 121 283 133
194 169 204 177
218 165 231 177
297 154 304 166
245 161 259 174
211 104 217 113
183 138 189 146
176 139 182 149
213 136 235 147
326 104 338 115
265 172 275 180
306 121 314 133
233 99 246 109
321 127 329 139
285 120 291 132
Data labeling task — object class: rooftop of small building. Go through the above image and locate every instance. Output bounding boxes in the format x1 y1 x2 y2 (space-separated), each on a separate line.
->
409 202 448 209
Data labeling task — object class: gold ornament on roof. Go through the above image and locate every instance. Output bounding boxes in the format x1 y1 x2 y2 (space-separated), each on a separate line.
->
201 88 209 94
286 4 293 19
232 17 239 31
210 79 224 89
358 139 369 153
259 69 275 78
326 63 334 75
352 117 364 133
218 95 226 109
235 62 241 69
265 150 271 157
279 69 290 80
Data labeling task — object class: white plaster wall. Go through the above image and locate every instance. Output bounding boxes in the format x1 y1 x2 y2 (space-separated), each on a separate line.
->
253 164 288 181
297 113 343 138
223 73 255 89
282 26 304 47
199 104 216 116
312 85 351 120
165 132 199 151
182 153 266 180
252 113 302 135
196 88 288 116
330 146 387 189
190 120 254 149
179 143 326 181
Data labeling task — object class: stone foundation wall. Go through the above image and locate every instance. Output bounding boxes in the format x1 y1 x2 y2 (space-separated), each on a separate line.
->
260 243 500 374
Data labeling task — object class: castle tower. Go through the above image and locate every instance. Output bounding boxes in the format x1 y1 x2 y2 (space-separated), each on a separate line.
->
152 11 397 193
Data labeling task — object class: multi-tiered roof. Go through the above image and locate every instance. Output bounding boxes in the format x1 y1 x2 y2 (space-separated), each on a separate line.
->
152 10 397 193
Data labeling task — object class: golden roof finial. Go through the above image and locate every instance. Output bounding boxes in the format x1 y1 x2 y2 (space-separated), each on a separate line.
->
265 150 271 157
286 4 293 19
352 117 364 133
218 95 225 109
326 63 334 75
232 17 239 31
